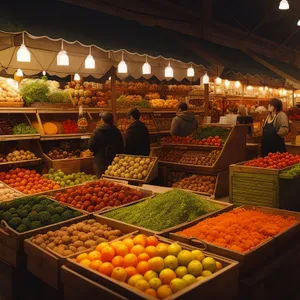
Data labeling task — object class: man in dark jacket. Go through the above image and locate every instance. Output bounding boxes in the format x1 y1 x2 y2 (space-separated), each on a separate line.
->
171 102 198 137
125 108 150 156
88 112 124 177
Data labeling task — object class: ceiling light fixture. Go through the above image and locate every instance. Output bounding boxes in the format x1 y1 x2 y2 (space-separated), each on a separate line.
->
203 73 209 84
57 40 69 66
142 56 151 75
85 46 95 69
187 64 195 77
279 0 289 10
298 20 300 26
224 80 230 88
74 73 80 81
215 77 222 85
17 32 31 62
247 85 253 91
16 68 23 77
165 62 174 78
118 52 128 74
235 81 241 88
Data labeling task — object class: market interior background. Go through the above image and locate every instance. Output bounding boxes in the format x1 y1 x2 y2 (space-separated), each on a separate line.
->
1 1 300 300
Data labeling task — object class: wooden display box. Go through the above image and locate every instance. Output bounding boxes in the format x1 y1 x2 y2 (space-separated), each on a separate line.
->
229 162 300 209
97 196 233 235
0 197 86 267
168 205 300 274
65 233 239 300
102 154 158 184
24 215 139 289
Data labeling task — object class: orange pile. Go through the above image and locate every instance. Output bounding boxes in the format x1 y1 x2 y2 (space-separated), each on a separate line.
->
177 208 297 253
0 168 60 194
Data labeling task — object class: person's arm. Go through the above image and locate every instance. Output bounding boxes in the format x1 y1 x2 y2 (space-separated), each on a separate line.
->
88 129 101 153
170 117 180 136
276 113 289 137
124 127 135 154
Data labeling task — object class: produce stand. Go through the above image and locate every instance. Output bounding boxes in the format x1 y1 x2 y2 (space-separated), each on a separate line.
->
24 215 139 289
229 162 300 210
167 205 300 274
64 232 239 300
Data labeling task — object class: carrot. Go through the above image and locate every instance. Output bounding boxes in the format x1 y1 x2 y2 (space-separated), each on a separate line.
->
177 208 297 253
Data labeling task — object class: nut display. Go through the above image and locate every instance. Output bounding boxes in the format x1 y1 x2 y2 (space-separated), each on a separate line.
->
47 148 81 160
196 150 221 166
30 219 122 256
0 182 22 202
105 156 155 180
159 150 184 163
0 150 37 163
0 81 23 103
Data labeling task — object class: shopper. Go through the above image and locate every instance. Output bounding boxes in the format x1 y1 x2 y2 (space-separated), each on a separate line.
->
261 98 289 157
88 112 124 177
125 108 150 156
236 104 253 136
171 102 198 137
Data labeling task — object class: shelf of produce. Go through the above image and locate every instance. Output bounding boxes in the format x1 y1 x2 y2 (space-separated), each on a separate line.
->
40 133 91 141
0 108 37 114
168 206 300 274
0 134 40 141
24 215 139 289
0 158 42 167
65 233 239 300
0 197 86 267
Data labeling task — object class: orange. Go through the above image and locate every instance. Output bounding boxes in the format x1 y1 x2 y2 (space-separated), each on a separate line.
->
110 241 123 252
125 266 137 278
123 253 138 268
138 253 150 262
99 262 114 276
76 253 89 263
136 261 150 275
135 279 150 291
159 269 176 285
111 267 127 282
156 243 169 258
148 257 164 273
88 250 101 261
145 288 157 297
157 285 173 299
90 260 102 271
101 246 115 262
96 242 109 252
133 234 147 247
123 238 135 250
146 236 159 247
130 245 145 256
80 259 91 268
115 243 129 257
145 246 157 258
112 256 124 267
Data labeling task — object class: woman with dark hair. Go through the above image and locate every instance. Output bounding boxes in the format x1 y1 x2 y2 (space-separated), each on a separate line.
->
261 98 289 157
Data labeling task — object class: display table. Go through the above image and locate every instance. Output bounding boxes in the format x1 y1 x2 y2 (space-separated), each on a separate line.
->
285 142 300 155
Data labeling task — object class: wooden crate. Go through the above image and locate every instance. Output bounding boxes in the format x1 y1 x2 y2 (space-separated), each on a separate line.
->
168 205 300 274
102 154 158 184
0 197 86 267
24 215 139 289
98 196 233 235
65 233 239 300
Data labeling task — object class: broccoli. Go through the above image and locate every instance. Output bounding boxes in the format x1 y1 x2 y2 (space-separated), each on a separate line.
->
16 224 28 233
51 201 60 207
47 205 58 215
24 205 31 211
10 198 27 209
8 217 22 229
11 214 19 218
55 206 65 215
40 199 52 206
28 211 38 222
37 211 51 225
0 210 3 219
61 210 73 221
9 208 16 213
17 209 29 218
30 221 41 229
22 218 31 229
51 214 62 224
2 212 13 222
73 211 82 218
32 204 44 213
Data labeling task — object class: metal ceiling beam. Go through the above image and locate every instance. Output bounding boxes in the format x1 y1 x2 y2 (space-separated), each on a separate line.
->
273 27 300 54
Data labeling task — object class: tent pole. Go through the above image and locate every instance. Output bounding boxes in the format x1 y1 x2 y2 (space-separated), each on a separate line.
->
204 83 209 118
111 68 117 125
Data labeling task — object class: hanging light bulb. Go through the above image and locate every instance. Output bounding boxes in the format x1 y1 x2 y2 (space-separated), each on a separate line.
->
57 40 69 66
259 87 264 92
279 0 289 10
142 56 151 75
203 72 210 84
118 52 128 74
17 32 31 62
224 80 230 88
187 64 195 77
298 20 300 26
165 62 174 78
16 68 23 77
215 77 222 85
85 46 95 69
42 71 46 76
269 88 273 92
235 81 241 88
247 85 253 91
74 73 80 81
283 89 287 96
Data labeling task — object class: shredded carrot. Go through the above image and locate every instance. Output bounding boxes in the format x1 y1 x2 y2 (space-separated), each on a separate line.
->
177 208 297 253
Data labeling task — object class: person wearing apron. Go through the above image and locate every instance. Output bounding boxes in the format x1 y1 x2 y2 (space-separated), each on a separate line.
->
261 98 289 157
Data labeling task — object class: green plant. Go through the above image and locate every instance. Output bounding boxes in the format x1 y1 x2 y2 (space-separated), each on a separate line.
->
20 79 50 105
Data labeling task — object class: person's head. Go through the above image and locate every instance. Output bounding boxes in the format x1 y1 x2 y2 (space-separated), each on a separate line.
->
101 112 114 125
238 105 247 116
268 98 283 113
127 108 140 122
177 102 188 113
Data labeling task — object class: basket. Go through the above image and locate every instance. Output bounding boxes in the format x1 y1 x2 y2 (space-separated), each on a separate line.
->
43 153 81 174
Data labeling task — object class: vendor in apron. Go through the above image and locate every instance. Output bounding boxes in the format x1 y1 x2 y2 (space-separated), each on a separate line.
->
261 98 289 157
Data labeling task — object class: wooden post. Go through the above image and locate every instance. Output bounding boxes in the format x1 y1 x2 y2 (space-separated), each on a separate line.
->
110 67 117 125
204 83 209 118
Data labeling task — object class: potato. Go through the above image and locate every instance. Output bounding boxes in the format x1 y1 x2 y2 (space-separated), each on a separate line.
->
74 241 84 248
72 230 80 236
57 248 65 255
69 246 77 253
76 223 85 231
80 234 89 242
61 226 68 231
62 236 71 244
35 237 44 245
40 243 47 250
47 242 55 250
77 246 87 252
87 219 96 225
97 238 107 244
95 229 104 237
57 231 68 237
84 240 96 248
83 225 91 233
108 235 117 241
63 250 73 256
87 232 94 239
